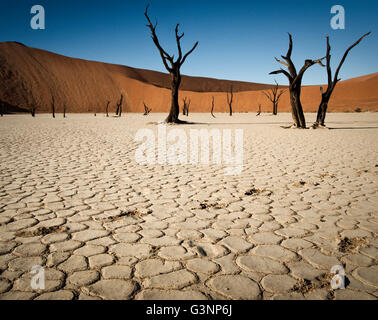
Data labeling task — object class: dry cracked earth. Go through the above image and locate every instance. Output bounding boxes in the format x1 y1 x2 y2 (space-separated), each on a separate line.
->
0 113 377 300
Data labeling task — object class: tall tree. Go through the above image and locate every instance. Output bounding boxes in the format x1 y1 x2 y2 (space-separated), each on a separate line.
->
145 5 198 123
270 34 326 128
263 80 286 115
313 32 370 128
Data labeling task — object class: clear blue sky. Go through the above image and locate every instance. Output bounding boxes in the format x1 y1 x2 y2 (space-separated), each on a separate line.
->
0 0 377 85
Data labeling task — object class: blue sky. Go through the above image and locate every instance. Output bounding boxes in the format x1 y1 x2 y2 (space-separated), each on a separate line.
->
0 0 377 85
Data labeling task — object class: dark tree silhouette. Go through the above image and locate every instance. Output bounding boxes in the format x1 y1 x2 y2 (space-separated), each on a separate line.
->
143 102 152 115
30 105 37 117
313 32 370 128
63 104 66 118
263 80 286 115
116 94 123 117
227 86 233 116
182 97 190 116
51 96 55 118
256 104 262 116
106 101 110 117
145 5 198 123
0 101 3 117
270 33 326 128
211 96 216 118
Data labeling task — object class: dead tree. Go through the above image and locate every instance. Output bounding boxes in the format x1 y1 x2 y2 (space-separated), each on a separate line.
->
182 97 190 116
145 5 198 123
227 86 233 116
211 96 215 118
63 104 66 118
270 33 326 128
256 104 261 116
115 94 123 117
30 105 37 117
143 102 152 115
263 80 285 115
51 96 55 118
313 32 370 128
106 101 110 117
0 101 3 117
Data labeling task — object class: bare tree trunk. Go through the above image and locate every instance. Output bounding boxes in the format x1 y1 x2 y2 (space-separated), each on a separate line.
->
106 101 110 117
116 94 123 117
256 104 261 116
289 87 306 128
63 104 66 118
31 105 36 117
182 98 187 116
211 96 215 118
145 5 198 124
182 96 190 116
51 97 55 118
227 86 233 116
166 73 181 122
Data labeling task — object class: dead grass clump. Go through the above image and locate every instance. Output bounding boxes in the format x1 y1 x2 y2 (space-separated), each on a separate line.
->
197 201 226 210
15 226 63 238
244 188 271 196
293 181 306 187
102 210 149 221
291 273 336 297
291 278 315 294
317 173 336 179
338 237 367 253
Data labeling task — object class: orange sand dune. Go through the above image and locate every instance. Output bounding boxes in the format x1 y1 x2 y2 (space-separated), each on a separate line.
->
0 41 377 114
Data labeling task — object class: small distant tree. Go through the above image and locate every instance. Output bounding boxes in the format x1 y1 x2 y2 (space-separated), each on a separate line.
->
313 32 370 128
63 104 66 118
115 94 123 117
51 96 55 118
256 104 262 116
145 5 198 123
106 101 110 117
30 105 37 117
210 96 215 118
227 86 233 116
143 102 152 115
263 80 285 115
182 97 190 116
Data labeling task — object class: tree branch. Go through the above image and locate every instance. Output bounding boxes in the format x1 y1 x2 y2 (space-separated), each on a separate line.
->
333 32 371 85
269 69 293 82
180 41 199 66
145 5 173 72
